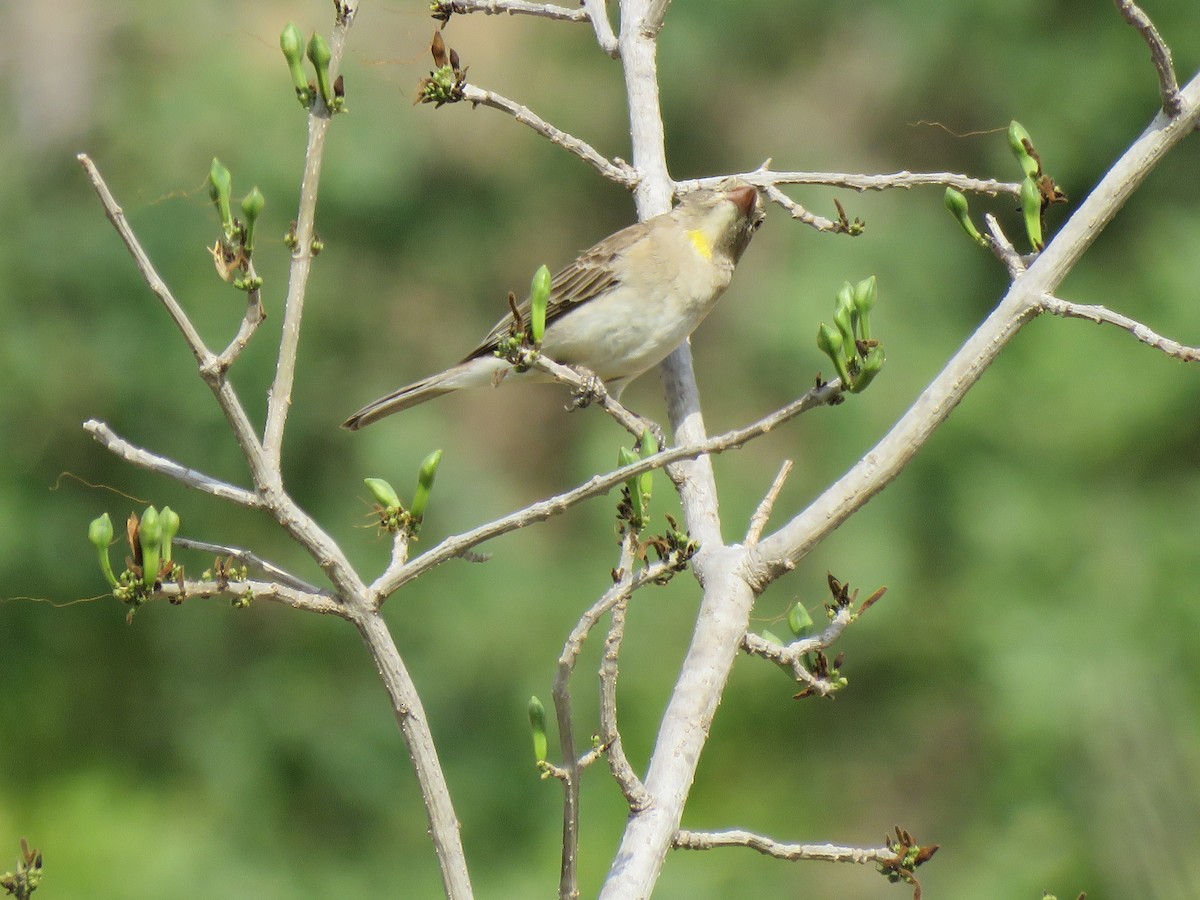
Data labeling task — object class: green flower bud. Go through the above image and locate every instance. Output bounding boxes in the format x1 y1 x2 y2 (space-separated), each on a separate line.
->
88 513 119 587
138 506 163 589
816 322 851 387
943 188 986 247
834 281 858 343
280 23 312 105
241 187 265 253
528 695 548 764
760 628 784 646
849 344 885 394
1008 120 1039 179
852 276 877 341
529 264 551 346
364 477 402 510
618 446 645 525
410 449 443 524
208 158 235 238
159 506 180 565
637 430 657 513
307 33 334 108
1021 176 1043 250
788 602 814 637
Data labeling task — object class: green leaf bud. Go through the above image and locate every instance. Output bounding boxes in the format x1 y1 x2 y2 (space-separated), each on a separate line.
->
788 602 814 637
760 629 784 646
849 345 885 394
529 264 551 346
241 187 265 253
88 513 119 587
617 446 645 524
1021 176 1043 250
410 449 443 523
138 506 163 589
636 430 657 514
1008 120 1039 179
852 275 877 341
834 281 858 343
943 187 986 247
159 506 180 565
817 322 851 387
364 477 402 510
280 23 311 105
208 158 235 238
307 33 334 108
528 695 548 763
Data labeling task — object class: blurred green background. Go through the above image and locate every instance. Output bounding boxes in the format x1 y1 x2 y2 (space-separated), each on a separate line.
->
3 1 1199 897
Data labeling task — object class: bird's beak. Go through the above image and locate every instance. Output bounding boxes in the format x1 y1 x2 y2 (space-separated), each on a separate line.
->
728 185 758 219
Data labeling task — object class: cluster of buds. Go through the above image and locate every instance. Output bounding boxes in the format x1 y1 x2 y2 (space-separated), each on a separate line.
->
279 23 345 112
87 506 182 618
364 449 444 537
944 120 1066 252
0 838 42 900
616 430 658 533
207 158 265 291
416 31 467 107
496 264 553 369
816 275 884 394
877 825 939 897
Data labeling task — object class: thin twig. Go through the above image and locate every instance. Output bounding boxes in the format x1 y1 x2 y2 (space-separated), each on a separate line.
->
215 284 267 371
581 0 619 57
598 538 652 810
1040 294 1200 362
83 420 263 509
263 16 354 468
745 460 793 546
525 353 662 441
742 605 854 694
762 185 841 232
440 0 587 21
678 167 1023 199
380 379 841 596
173 537 327 595
1113 0 1183 116
673 829 892 864
983 213 1027 277
158 578 346 617
461 85 637 186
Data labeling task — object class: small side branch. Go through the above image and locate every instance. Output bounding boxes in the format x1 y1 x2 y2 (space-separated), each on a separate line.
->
1113 0 1183 116
159 578 345 617
84 420 263 509
677 168 1022 199
745 460 793 546
673 829 891 865
525 353 662 441
173 537 326 595
1040 294 1200 362
436 0 587 21
462 84 637 187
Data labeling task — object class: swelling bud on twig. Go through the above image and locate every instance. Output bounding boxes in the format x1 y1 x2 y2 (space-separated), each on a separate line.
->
364 477 402 510
138 506 163 589
159 506 180 565
850 345 885 394
788 601 814 638
208 158 235 238
1008 120 1040 179
852 275 877 341
529 264 551 346
241 187 265 252
279 22 311 106
834 281 857 348
88 512 119 587
306 32 334 108
816 322 851 386
528 695 548 764
943 187 986 247
1021 176 1044 250
410 449 443 525
618 447 647 527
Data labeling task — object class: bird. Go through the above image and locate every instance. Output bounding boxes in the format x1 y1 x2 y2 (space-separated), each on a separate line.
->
342 181 764 430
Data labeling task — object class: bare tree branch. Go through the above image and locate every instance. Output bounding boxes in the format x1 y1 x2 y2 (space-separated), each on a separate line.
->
745 460 793 546
158 578 345 617
1113 0 1183 116
581 0 620 57
461 84 637 186
678 168 1023 199
673 829 892 864
172 537 327 595
1040 293 1200 362
438 0 587 21
84 420 263 509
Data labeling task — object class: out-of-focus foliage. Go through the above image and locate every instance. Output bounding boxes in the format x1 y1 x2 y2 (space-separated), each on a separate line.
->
2 1 1199 898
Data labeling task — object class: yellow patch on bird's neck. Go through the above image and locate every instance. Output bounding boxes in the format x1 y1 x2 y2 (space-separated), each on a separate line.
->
687 228 713 260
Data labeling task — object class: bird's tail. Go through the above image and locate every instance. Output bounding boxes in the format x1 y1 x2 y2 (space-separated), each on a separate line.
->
341 357 507 430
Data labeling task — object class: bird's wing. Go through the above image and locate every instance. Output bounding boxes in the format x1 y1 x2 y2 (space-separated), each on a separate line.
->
464 218 656 361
